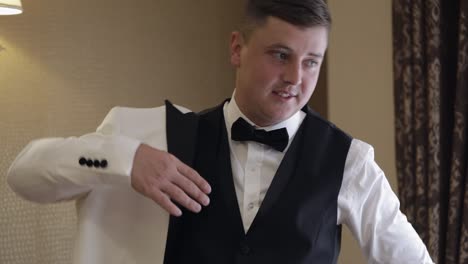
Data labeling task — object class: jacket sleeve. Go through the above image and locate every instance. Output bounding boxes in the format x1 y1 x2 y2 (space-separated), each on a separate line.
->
6 106 158 203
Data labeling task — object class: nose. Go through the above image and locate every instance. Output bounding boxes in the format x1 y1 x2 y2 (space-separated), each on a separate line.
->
282 61 302 86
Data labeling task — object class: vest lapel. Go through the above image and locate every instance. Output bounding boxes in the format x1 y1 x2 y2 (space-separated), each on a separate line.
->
247 114 307 234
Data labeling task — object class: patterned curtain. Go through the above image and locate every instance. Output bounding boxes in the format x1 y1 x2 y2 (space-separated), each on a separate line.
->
393 1 468 263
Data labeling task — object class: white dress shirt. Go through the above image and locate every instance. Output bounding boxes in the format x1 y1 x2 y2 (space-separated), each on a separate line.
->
223 97 434 264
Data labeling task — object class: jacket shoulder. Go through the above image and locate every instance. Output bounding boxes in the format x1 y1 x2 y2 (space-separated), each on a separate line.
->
97 104 192 139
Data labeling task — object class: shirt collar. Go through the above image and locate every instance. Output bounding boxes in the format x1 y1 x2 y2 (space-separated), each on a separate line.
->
224 91 305 140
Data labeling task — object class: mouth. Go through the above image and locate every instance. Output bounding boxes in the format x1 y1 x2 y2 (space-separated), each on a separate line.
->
273 90 298 99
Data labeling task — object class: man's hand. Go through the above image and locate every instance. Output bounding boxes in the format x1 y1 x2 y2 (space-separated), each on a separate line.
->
131 144 211 216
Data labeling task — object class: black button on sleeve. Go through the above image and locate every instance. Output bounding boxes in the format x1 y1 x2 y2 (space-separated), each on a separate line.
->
100 159 108 168
79 157 87 166
93 159 100 168
86 159 93 167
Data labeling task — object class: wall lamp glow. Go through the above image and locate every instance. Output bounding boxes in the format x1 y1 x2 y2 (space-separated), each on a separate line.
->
0 0 22 15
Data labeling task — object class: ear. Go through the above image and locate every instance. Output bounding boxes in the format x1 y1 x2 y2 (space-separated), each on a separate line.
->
230 31 244 67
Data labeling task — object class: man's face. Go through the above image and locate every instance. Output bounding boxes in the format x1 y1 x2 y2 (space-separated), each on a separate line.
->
230 16 328 127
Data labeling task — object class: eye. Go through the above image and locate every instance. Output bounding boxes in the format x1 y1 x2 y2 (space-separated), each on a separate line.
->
303 59 318 68
270 51 289 61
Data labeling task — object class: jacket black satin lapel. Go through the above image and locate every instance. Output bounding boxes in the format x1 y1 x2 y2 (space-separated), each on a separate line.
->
165 100 199 166
198 103 246 236
164 100 199 264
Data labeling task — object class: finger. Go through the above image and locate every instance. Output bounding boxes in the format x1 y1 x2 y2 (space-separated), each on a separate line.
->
172 174 210 206
149 189 183 217
177 162 211 194
162 183 202 213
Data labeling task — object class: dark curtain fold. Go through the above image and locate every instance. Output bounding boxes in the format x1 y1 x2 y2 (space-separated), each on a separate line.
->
393 0 468 263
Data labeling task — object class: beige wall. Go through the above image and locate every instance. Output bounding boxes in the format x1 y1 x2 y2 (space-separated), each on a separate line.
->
0 1 242 263
327 0 395 263
1 0 396 263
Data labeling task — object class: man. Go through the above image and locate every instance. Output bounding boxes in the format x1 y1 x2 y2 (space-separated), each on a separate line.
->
7 0 434 263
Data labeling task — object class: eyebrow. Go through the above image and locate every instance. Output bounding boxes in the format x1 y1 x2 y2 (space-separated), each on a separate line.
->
267 43 324 58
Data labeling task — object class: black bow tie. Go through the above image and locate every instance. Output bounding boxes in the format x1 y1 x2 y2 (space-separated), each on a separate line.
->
231 117 289 152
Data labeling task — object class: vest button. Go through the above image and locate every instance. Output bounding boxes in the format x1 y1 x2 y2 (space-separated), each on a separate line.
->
240 243 251 255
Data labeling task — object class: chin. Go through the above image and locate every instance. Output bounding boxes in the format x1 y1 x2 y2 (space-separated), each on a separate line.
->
269 113 292 124
262 106 296 124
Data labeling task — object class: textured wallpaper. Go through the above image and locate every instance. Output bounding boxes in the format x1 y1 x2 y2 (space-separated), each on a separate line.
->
0 0 241 263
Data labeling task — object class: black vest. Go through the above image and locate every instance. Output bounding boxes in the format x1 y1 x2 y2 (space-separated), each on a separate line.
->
163 100 352 264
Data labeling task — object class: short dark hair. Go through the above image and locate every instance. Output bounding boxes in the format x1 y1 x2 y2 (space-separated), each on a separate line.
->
242 0 332 39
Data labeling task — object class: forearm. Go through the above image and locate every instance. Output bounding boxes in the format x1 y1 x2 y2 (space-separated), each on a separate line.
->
7 133 140 203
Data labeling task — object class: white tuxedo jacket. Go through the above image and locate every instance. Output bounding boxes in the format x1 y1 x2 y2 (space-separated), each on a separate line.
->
7 103 435 264
7 105 187 264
